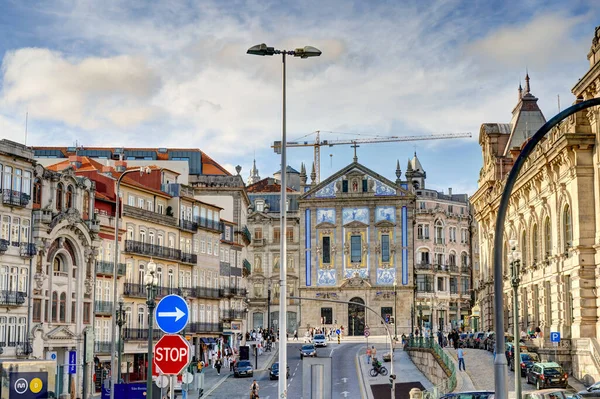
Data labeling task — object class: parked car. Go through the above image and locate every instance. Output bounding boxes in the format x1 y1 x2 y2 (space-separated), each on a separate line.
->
458 333 469 346
439 391 495 399
505 342 528 364
269 362 290 380
578 381 600 397
509 352 540 376
465 333 476 348
524 388 582 399
526 362 569 390
300 344 317 359
312 334 327 347
233 360 254 378
484 332 495 351
473 332 486 349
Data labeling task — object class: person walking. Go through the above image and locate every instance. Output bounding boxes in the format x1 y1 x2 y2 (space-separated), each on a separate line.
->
457 346 465 371
215 358 222 375
293 330 298 341
230 356 235 372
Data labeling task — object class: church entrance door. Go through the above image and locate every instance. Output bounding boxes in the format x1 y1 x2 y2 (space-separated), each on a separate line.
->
348 297 365 336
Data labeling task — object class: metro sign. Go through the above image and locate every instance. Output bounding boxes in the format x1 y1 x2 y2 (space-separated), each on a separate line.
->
154 334 191 375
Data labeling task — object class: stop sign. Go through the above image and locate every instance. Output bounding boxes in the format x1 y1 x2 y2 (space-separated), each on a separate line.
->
154 334 191 375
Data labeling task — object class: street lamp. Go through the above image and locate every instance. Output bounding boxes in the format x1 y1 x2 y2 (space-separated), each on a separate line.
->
247 42 321 399
393 278 398 341
116 297 126 383
267 279 272 334
110 166 152 399
418 303 424 336
144 258 158 398
508 239 522 399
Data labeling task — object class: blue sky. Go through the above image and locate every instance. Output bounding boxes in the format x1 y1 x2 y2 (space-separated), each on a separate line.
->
0 0 598 195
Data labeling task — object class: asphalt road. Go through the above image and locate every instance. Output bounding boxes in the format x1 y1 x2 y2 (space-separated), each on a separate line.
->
206 341 364 399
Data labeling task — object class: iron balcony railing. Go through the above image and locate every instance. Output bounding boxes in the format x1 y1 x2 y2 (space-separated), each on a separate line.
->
19 243 36 257
2 190 29 207
243 259 251 277
195 217 223 233
94 341 112 353
231 287 247 297
0 290 26 306
187 322 221 333
0 239 8 252
220 309 246 320
180 252 197 265
123 283 148 298
180 219 198 232
415 263 432 271
219 288 233 297
123 328 163 341
95 261 127 276
94 301 114 315
416 286 434 293
448 265 459 273
124 240 181 262
192 286 220 299
235 225 251 244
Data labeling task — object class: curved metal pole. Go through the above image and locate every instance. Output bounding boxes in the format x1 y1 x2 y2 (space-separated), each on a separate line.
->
289 296 396 399
493 97 600 399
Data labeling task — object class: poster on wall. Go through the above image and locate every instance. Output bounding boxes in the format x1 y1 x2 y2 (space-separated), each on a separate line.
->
9 371 48 399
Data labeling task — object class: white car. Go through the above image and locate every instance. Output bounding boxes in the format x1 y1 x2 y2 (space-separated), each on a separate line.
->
312 334 327 347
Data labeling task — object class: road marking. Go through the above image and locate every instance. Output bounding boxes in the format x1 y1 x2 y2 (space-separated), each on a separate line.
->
341 391 350 397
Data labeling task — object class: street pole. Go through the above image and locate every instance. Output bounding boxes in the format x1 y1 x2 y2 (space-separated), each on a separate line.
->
145 261 157 399
492 97 600 399
393 279 398 340
268 283 271 333
508 241 522 399
117 299 125 383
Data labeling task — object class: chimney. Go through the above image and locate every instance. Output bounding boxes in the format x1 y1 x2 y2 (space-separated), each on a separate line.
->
115 160 127 173
267 178 275 186
69 155 82 169
448 188 452 196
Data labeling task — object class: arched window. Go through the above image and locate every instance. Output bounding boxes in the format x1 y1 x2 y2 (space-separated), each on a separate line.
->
461 252 468 268
448 252 456 267
59 293 66 322
544 217 552 256
51 292 58 322
56 183 63 211
53 256 64 273
33 178 42 207
563 205 572 252
138 264 145 285
532 224 539 263
435 220 444 244
66 185 73 209
521 230 527 268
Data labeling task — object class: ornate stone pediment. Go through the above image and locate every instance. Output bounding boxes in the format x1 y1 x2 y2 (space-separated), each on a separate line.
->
45 325 78 340
339 273 372 288
315 222 336 229
343 220 368 229
374 220 395 228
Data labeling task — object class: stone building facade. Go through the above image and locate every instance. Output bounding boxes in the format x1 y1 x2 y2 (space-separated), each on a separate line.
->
299 160 415 337
471 26 600 380
410 152 474 334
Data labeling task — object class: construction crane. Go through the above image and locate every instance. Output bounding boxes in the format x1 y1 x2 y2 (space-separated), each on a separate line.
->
272 130 472 183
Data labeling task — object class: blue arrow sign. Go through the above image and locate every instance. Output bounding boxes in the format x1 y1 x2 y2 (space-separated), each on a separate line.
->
550 332 561 343
155 295 189 334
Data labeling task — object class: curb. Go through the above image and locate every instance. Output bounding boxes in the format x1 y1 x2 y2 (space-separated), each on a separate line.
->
355 346 374 399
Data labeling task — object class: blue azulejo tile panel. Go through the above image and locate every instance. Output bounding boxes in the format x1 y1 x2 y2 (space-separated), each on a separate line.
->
343 268 368 279
402 206 408 285
375 206 396 223
370 178 396 196
315 180 337 198
317 269 337 286
377 268 396 285
342 207 369 225
316 208 335 224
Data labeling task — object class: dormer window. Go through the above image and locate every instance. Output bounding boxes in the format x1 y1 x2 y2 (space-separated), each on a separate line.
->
255 200 265 212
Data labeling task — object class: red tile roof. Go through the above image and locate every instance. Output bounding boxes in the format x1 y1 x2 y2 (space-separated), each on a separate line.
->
247 178 294 193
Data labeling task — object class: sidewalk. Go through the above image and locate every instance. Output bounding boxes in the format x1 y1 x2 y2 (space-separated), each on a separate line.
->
356 344 433 399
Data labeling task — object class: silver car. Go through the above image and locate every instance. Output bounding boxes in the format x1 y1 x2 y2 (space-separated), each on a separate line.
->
312 334 327 347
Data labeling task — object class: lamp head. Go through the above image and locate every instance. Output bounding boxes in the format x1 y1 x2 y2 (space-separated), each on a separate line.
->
147 258 157 273
153 276 159 286
294 46 322 58
144 274 154 286
118 296 124 306
247 43 275 56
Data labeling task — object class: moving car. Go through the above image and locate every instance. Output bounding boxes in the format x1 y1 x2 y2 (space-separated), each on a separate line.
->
300 344 317 359
578 381 600 397
312 334 327 347
269 362 290 380
439 391 495 399
526 362 569 390
509 352 540 377
472 332 486 349
233 360 254 378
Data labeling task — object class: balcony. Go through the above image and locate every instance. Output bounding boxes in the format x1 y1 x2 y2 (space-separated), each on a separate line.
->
435 264 450 273
123 283 147 298
448 265 459 273
415 263 432 271
220 309 246 320
187 322 221 333
236 225 252 245
460 265 471 274
86 219 100 233
195 217 223 233
123 328 162 341
0 290 26 306
96 211 122 229
122 204 177 227
124 240 182 262
94 341 112 353
95 261 126 276
219 288 234 298
231 287 247 297
192 286 220 299
94 301 114 315
180 219 198 233
2 190 29 207
434 237 445 245
180 252 197 265
33 209 53 224
20 243 36 258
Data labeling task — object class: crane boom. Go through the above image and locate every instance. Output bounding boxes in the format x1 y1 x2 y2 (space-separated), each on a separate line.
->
272 131 472 183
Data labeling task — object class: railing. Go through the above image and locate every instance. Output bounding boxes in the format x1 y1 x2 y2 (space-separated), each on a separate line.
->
157 286 181 298
94 341 112 353
252 238 265 246
2 190 29 207
192 286 220 299
220 309 246 320
122 204 177 227
0 290 26 306
236 225 251 244
123 328 163 340
123 283 147 298
231 287 247 297
435 264 450 273
180 219 198 232
219 288 233 297
95 261 126 276
460 265 470 274
405 337 456 394
96 211 121 229
0 239 8 252
434 237 445 245
124 240 182 262
94 301 114 315
195 217 223 233
187 322 221 333
415 263 432 271
180 252 197 264
448 265 458 273
20 243 36 257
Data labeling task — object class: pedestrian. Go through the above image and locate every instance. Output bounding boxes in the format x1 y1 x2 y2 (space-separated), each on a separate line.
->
437 330 443 347
215 358 222 375
250 380 260 399
457 346 465 371
294 330 298 341
371 346 377 361
366 347 372 364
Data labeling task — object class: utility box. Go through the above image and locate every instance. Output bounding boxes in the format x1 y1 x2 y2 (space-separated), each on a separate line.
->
302 357 332 399
0 359 57 399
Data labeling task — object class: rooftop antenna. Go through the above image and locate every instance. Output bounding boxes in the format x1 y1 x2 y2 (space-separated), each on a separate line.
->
558 94 561 112
24 111 28 146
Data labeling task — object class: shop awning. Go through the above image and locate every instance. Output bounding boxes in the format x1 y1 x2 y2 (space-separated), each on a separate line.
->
200 338 217 344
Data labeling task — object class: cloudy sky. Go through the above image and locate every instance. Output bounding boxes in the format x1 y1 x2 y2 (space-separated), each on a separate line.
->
0 0 598 194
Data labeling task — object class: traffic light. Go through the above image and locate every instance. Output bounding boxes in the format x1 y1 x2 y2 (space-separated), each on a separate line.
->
389 316 395 324
389 374 396 388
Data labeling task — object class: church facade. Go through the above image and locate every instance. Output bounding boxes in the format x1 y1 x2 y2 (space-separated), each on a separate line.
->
298 160 415 337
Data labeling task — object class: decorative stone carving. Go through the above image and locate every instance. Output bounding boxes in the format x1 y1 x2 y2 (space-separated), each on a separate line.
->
84 278 94 295
34 273 47 289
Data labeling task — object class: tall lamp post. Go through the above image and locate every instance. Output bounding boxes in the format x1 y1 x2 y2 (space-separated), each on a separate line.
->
116 297 126 383
418 303 423 336
110 166 151 399
508 239 522 399
247 42 321 399
393 278 398 341
267 279 272 334
144 259 158 398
